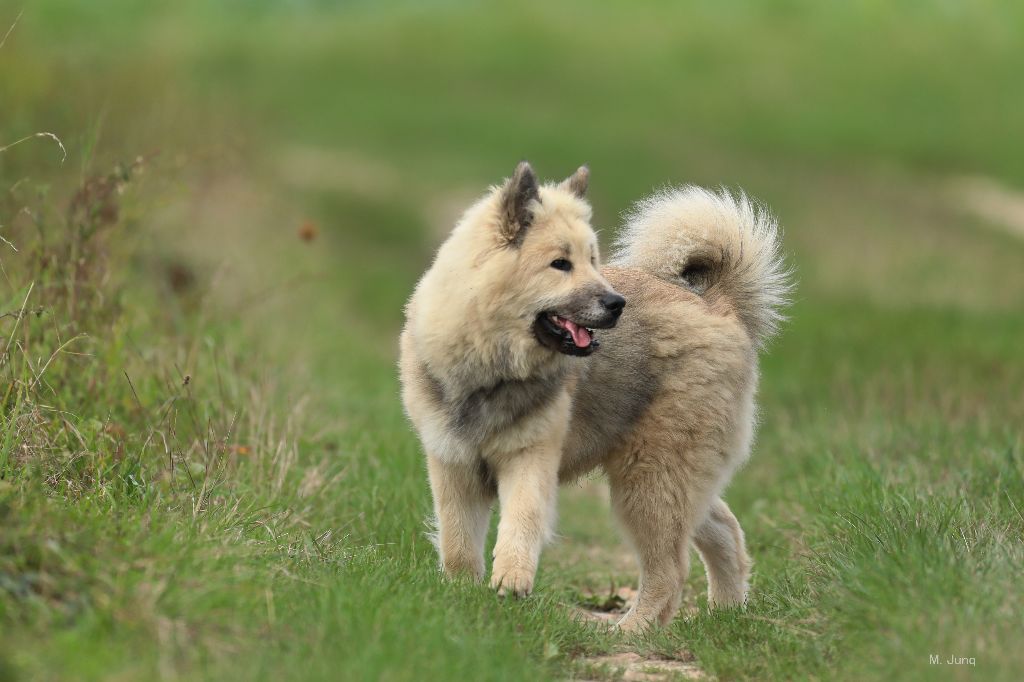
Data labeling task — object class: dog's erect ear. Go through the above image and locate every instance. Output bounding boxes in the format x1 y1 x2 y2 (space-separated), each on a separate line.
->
559 165 589 198
500 161 539 245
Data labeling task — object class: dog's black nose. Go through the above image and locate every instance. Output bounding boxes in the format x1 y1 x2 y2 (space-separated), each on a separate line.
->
600 293 626 316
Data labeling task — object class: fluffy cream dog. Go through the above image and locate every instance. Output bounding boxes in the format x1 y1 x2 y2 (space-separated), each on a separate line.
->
401 165 791 629
399 162 625 596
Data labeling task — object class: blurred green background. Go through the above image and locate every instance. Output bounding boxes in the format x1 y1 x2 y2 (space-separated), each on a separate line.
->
2 2 1022 680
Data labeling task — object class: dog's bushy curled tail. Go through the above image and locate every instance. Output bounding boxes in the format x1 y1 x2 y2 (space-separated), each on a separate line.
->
612 186 793 347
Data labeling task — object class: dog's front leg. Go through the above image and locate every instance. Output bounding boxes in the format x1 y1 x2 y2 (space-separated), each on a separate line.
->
427 455 496 581
488 443 560 597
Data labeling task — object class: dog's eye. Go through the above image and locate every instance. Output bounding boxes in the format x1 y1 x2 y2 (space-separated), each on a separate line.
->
550 258 573 272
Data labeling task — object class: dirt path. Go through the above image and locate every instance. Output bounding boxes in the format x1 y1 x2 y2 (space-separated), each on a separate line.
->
574 651 703 681
952 175 1024 240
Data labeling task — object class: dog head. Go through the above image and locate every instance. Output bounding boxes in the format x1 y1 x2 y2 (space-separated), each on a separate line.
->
488 162 625 357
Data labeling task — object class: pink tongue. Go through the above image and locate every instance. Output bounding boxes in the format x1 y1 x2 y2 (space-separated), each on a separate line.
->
563 320 592 348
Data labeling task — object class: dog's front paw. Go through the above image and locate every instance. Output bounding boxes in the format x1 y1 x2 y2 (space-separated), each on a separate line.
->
614 610 654 633
441 556 485 582
489 565 534 598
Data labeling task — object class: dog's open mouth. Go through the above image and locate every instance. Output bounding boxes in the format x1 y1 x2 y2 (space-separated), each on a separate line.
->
533 313 599 357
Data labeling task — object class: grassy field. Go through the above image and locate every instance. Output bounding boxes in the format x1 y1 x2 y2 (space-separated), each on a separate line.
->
2 2 1023 680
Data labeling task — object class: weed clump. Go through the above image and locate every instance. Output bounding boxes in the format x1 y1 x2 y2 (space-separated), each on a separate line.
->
0 154 298 504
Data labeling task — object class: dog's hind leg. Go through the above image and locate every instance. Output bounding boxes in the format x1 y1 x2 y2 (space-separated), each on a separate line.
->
607 443 724 632
608 478 690 630
693 497 751 608
427 455 495 581
606 468 698 630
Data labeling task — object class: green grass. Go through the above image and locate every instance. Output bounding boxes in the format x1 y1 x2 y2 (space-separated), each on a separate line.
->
2 1 1023 680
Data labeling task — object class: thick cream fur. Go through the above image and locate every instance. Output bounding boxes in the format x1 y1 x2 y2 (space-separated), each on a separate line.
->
588 186 790 630
400 170 613 596
614 186 792 347
598 267 756 629
400 177 790 620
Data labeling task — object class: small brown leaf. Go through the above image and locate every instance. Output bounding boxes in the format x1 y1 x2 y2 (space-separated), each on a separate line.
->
298 220 318 242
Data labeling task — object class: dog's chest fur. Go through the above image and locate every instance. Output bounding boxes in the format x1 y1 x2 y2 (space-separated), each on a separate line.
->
422 362 569 446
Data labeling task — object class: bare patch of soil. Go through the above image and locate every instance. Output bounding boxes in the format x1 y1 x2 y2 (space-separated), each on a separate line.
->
952 175 1024 239
571 585 638 626
574 651 704 681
